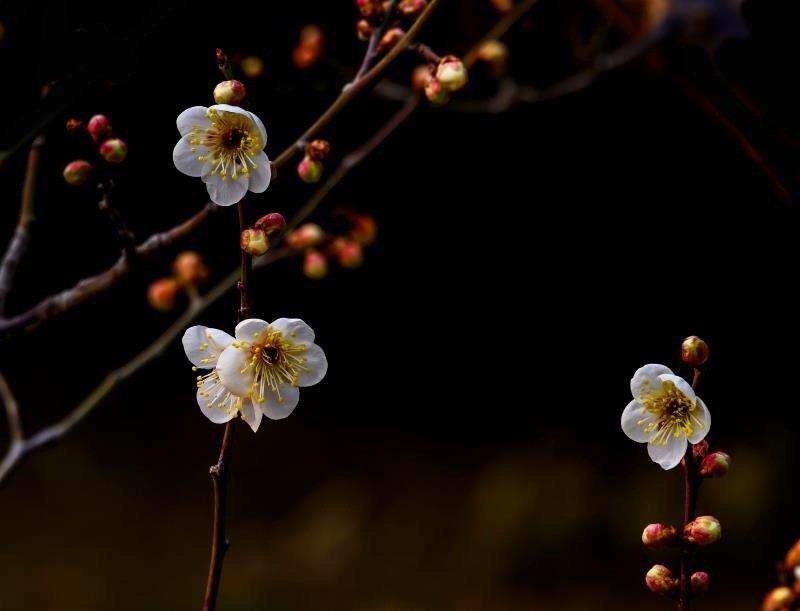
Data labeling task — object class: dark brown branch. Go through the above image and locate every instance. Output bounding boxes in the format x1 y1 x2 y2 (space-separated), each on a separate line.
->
408 42 442 64
97 181 137 261
236 202 252 320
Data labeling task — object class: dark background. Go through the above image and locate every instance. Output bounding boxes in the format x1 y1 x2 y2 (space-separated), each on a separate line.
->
1 0 800 609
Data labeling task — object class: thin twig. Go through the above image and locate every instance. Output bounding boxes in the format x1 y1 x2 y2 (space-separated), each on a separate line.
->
679 368 703 611
97 181 137 261
355 0 401 80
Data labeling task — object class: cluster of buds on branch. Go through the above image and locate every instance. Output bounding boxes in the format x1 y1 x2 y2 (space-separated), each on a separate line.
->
622 336 732 607
62 114 128 186
297 139 331 184
761 539 800 610
356 0 427 42
147 251 210 311
285 210 377 280
240 212 287 256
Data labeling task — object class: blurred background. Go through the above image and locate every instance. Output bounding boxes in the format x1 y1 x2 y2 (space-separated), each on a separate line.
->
1 0 800 609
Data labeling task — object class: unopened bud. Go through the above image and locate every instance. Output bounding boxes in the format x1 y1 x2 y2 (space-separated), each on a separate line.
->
691 572 710 594
172 251 209 287
763 587 795 611
356 19 373 41
786 539 800 570
398 0 426 16
87 114 111 142
681 335 710 367
213 80 247 105
436 55 468 91
335 238 364 268
377 28 405 54
240 228 270 256
693 439 709 463
642 523 678 549
254 212 287 236
99 138 128 164
240 56 265 79
700 451 731 478
297 156 323 183
66 118 84 134
424 76 450 105
287 223 324 249
645 565 678 594
351 213 377 245
303 249 328 280
63 160 93 186
147 277 180 311
357 0 384 20
306 139 331 161
684 516 721 546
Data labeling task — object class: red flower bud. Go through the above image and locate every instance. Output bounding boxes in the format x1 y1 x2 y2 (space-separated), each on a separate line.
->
99 138 128 164
213 80 247 106
645 565 678 594
303 249 328 280
691 572 710 594
682 335 710 367
424 76 450 105
240 228 270 256
306 139 331 161
254 212 287 236
335 238 364 269
286 223 324 249
172 251 209 287
87 114 112 142
297 156 323 183
63 160 93 186
700 451 731 478
147 277 180 311
684 516 721 546
642 523 679 549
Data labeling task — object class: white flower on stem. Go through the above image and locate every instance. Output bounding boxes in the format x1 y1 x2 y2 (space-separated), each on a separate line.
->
621 364 711 470
182 318 327 432
173 104 271 206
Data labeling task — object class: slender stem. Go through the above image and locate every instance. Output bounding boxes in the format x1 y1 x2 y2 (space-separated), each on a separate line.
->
237 202 252 320
408 42 442 64
355 0 401 80
97 181 137 261
679 368 702 611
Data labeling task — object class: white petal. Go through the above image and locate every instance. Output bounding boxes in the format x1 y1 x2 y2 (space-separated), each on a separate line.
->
235 318 270 344
271 318 315 344
262 383 300 420
249 112 268 149
647 437 687 470
631 364 673 400
296 343 328 387
183 326 235 368
173 138 211 178
203 173 249 206
621 399 651 443
176 106 210 136
688 397 711 443
239 398 263 432
247 152 271 193
658 373 696 403
197 378 237 424
216 346 254 397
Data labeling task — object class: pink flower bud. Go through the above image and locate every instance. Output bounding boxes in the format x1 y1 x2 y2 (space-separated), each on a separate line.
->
645 565 678 594
87 114 111 142
172 251 209 287
62 160 93 186
424 76 450 105
147 277 179 311
684 516 721 546
99 138 128 164
642 523 678 549
303 250 328 280
436 55 468 92
335 238 364 269
693 440 709 463
700 451 731 478
240 228 270 256
682 335 710 367
691 571 710 594
351 213 377 245
398 0 426 17
762 587 795 611
254 212 287 236
286 223 324 249
297 156 323 183
213 80 247 106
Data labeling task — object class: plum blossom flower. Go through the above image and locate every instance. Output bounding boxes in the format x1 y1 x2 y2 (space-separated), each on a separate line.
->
173 104 271 206
621 364 711 470
182 318 327 431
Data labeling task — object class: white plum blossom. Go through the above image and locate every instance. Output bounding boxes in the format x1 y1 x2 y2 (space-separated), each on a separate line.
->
182 318 327 432
621 364 711 470
173 104 271 206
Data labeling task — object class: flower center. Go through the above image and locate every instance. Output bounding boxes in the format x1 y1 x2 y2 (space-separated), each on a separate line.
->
187 108 262 182
638 380 702 446
245 328 310 404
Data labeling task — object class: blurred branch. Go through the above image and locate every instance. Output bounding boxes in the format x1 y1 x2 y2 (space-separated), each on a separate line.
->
97 181 137 262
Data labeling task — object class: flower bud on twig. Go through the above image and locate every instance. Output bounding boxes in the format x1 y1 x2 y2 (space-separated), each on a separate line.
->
700 451 731 478
286 223 324 249
99 138 128 164
682 335 710 367
693 439 709 463
172 251 209 287
645 565 678 594
436 55 468 91
63 160 93 186
684 516 721 546
147 278 180 311
303 250 328 280
691 571 710 594
297 156 323 183
87 114 112 142
333 238 364 268
306 139 331 161
213 80 247 105
254 212 287 237
424 76 450 104
642 523 679 549
240 228 270 256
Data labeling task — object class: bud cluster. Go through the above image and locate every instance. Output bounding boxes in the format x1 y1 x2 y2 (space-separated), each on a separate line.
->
147 251 210 312
355 0 428 43
297 139 331 184
416 55 468 105
63 113 128 186
284 210 377 280
240 212 287 256
759 538 800 611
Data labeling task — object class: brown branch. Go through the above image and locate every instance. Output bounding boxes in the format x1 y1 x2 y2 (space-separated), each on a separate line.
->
355 0 401 80
236 202 252 320
408 42 442 64
97 181 137 261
